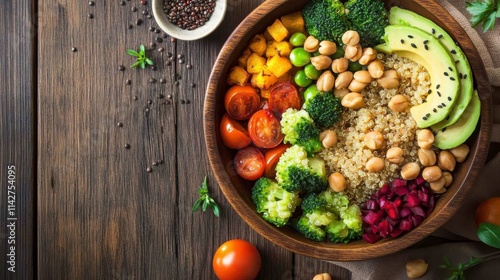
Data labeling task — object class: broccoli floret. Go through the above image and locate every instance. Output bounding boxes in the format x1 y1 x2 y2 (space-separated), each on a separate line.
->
281 108 322 155
275 145 328 193
344 0 389 46
302 0 351 44
251 177 302 227
303 85 343 129
293 215 326 241
294 193 335 241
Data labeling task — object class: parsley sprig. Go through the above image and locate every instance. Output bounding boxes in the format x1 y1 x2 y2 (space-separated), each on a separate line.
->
127 44 154 69
192 176 220 217
466 0 500 32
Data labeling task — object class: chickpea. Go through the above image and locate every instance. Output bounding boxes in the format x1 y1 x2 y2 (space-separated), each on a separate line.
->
449 144 470 163
320 130 338 149
401 162 420 180
313 273 332 280
364 131 385 150
388 94 409 112
442 171 453 187
368 59 384 79
335 71 353 89
406 259 428 279
304 35 320 52
342 30 360 46
318 40 337 56
348 79 368 92
387 147 404 164
344 44 362 61
353 70 373 84
430 176 446 193
376 69 400 89
438 151 456 171
366 157 385 172
328 172 346 192
358 47 377 65
422 166 442 182
341 92 364 109
316 70 335 92
331 58 349 73
417 129 435 149
418 148 437 167
334 88 349 98
310 55 332 70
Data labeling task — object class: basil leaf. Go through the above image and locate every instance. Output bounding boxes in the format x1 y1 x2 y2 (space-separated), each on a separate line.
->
127 49 139 56
477 222 500 249
139 44 145 53
146 58 154 65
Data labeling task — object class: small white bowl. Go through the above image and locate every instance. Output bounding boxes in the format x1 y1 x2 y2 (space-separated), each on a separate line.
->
152 0 227 41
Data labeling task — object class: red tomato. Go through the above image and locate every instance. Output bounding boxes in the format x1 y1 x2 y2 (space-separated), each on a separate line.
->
475 197 500 227
264 143 290 179
213 239 261 280
220 114 252 149
224 85 260 120
234 146 265 181
268 81 301 117
247 110 284 149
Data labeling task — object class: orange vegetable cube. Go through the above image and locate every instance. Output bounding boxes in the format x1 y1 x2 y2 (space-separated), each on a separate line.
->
246 53 266 74
238 47 252 68
251 67 278 90
266 56 292 78
248 34 266 56
275 41 293 57
266 19 289 42
280 11 306 35
227 66 250 86
266 41 279 58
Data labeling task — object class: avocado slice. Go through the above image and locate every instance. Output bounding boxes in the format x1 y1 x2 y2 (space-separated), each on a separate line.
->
388 7 474 130
433 90 480 149
376 25 460 128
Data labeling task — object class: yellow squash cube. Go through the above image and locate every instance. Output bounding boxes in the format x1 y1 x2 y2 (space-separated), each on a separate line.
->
227 66 250 86
280 11 306 35
238 48 252 68
266 56 292 78
267 19 289 42
246 53 266 74
275 41 293 57
266 41 279 58
251 67 278 90
248 34 266 56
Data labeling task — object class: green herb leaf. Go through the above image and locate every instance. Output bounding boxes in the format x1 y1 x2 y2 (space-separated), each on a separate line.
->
126 44 154 69
477 222 500 249
139 44 145 53
466 0 500 32
130 61 141 68
145 58 154 65
192 176 221 217
127 49 139 56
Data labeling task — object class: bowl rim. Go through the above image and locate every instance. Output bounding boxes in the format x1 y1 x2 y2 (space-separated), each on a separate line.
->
204 0 492 261
152 0 227 41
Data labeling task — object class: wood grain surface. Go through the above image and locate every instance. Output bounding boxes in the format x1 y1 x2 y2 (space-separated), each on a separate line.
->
0 0 497 279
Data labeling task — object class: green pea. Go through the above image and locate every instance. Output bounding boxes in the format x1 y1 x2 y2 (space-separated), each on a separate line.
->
289 48 311 67
304 64 322 80
303 84 319 102
289 33 307 47
294 70 312 88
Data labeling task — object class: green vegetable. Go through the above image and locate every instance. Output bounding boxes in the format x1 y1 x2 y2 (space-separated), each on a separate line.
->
466 0 500 32
302 0 351 44
275 145 328 193
293 190 363 242
289 47 311 67
127 44 154 69
440 222 500 279
344 0 389 46
251 177 302 227
290 32 307 46
192 176 220 217
280 108 323 155
304 63 322 80
302 0 388 46
294 70 313 87
302 85 343 129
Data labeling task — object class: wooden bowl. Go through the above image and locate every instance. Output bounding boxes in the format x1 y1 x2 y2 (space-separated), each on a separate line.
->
204 0 492 261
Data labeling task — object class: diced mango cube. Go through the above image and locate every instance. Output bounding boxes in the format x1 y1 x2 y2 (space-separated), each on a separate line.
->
266 19 289 42
238 47 252 68
266 41 279 58
280 11 306 35
249 34 266 56
246 53 266 74
227 66 250 86
251 67 278 90
275 41 293 57
266 56 292 78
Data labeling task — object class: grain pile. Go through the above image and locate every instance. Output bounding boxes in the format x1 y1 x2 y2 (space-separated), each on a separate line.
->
319 54 431 203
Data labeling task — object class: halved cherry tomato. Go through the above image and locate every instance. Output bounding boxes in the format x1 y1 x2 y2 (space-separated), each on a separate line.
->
268 81 301 117
224 85 260 120
247 109 284 149
475 197 500 227
213 239 261 280
220 114 252 149
234 146 265 181
264 143 291 179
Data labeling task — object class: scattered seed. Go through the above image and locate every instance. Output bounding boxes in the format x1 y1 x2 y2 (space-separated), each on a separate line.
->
423 116 428 120
151 65 157 71
438 34 443 39
126 79 131 85
152 161 158 166
154 29 160 34
142 10 149 15
423 40 429 44
411 43 417 48
441 128 447 132
158 47 165 52
424 45 429 50
141 0 147 5
71 47 77 52
120 1 126 6
437 91 441 97
149 78 156 83
441 103 446 107
444 72 449 76
149 27 155 32
464 74 468 79
448 67 453 72
432 28 436 34
436 84 440 89
158 94 165 99
427 89 432 94
125 144 131 149
147 14 152 19
400 39 405 44
459 73 463 79
433 108 437 113
451 49 457 54
167 94 172 99
146 167 152 173
425 113 430 118
150 42 156 48
118 65 125 71
445 116 450 121
89 1 95 6
448 96 452 101
160 78 167 83
88 13 94 18
136 18 143 25
450 77 456 81
133 96 138 100
147 99 153 104
180 99 185 104
408 35 414 38
131 6 137 12
438 105 443 108
186 64 192 69
155 37 163 43
171 37 177 43
179 59 185 64
127 24 133 29
190 83 196 88
117 122 123 127
174 81 179 86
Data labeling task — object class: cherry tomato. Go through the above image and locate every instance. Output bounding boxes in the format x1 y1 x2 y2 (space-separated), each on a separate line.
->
220 114 251 149
264 143 290 179
234 146 265 181
224 85 260 120
268 82 301 118
213 239 261 280
247 110 284 149
475 197 500 227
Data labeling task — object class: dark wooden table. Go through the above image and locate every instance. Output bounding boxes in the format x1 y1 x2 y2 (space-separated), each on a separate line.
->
1 0 498 279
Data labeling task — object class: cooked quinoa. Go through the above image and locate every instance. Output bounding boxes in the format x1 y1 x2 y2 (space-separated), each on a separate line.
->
319 53 431 203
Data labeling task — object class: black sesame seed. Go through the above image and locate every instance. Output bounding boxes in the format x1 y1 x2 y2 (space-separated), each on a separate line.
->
448 96 452 101
155 37 163 43
446 116 450 121
441 128 447 132
155 29 160 34
432 28 436 34
423 116 428 120
438 105 443 108
450 77 455 81
451 49 457 54
464 74 468 79
448 67 453 71
400 39 405 44
426 113 430 117
424 45 429 50
442 103 446 107
423 40 429 44
408 35 414 38
444 72 449 76
411 43 417 48
120 1 126 6
127 24 133 29
433 108 437 113
191 83 196 88
437 91 441 97
438 34 443 39
459 73 463 79
428 89 432 94
436 84 441 89
423 100 427 103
